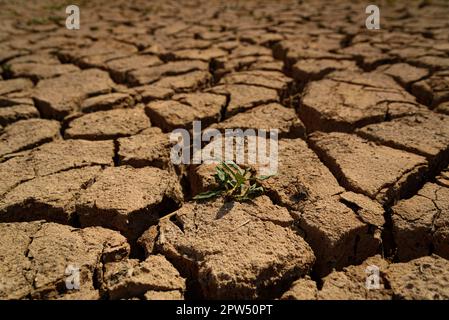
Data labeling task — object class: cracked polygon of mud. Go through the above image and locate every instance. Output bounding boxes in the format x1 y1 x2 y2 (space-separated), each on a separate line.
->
127 85 174 104
212 55 282 80
127 60 209 86
64 108 151 140
309 132 428 205
105 54 163 83
145 92 226 132
7 52 61 66
299 194 384 277
291 58 360 82
250 60 284 73
300 70 424 132
152 195 315 299
0 94 34 107
152 70 212 92
376 63 429 89
350 33 433 63
0 166 102 225
392 175 449 261
336 42 393 70
166 47 228 62
273 35 349 71
28 35 94 53
410 56 449 71
282 254 449 300
33 69 115 119
385 255 449 299
101 254 186 300
117 127 173 170
9 61 80 82
388 47 440 61
153 22 190 38
411 70 449 108
80 93 135 113
0 104 39 126
210 103 306 139
4 88 35 102
0 45 28 64
76 166 183 242
282 255 389 300
0 78 34 96
214 42 265 54
0 95 34 106
0 118 60 158
218 70 296 102
58 40 138 69
225 44 273 60
357 112 449 173
258 139 345 210
0 221 130 300
207 84 279 117
239 31 284 46
149 38 212 53
0 139 114 197
193 31 233 42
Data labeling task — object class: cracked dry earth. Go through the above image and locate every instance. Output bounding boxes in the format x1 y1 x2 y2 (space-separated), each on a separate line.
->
1 0 449 300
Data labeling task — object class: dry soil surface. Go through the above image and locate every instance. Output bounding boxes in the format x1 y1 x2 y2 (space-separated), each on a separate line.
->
0 0 449 300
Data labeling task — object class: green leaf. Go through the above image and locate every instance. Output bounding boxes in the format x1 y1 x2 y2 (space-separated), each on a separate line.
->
193 160 268 203
226 160 244 174
193 190 222 200
221 162 239 181
215 166 226 183
222 161 246 184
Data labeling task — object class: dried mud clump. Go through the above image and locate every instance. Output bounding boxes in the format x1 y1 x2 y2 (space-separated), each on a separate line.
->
153 196 315 299
282 255 449 300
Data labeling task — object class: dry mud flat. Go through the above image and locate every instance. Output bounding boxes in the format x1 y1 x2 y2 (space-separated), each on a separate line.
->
1 0 449 300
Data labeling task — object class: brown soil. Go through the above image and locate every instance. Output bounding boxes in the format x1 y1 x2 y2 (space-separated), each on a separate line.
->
1 0 449 300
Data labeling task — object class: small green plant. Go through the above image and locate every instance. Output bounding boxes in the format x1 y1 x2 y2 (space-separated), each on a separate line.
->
193 160 273 202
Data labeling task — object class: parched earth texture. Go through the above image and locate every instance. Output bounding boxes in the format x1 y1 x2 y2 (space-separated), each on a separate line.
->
1 0 449 300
